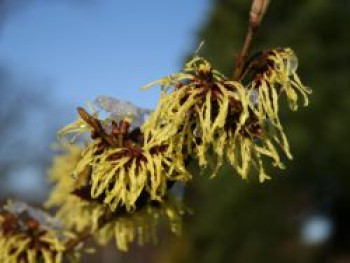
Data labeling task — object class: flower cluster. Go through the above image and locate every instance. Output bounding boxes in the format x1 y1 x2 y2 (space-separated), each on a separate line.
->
0 201 66 263
46 46 310 256
57 107 190 212
246 48 311 158
143 47 311 182
0 1 312 259
46 138 186 252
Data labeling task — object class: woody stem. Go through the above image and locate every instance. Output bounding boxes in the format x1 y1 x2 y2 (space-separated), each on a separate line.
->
233 25 256 80
233 0 270 80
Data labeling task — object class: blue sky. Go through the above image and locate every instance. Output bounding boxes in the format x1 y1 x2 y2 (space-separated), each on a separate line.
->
0 0 210 111
0 0 210 199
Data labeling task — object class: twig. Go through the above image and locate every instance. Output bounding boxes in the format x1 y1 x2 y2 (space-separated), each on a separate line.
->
233 26 255 80
233 0 270 80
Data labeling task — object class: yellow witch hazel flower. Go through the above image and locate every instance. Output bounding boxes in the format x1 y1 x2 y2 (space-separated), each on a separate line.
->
58 104 190 213
0 201 66 263
142 48 311 182
45 144 83 209
95 194 185 252
46 144 186 252
246 48 312 160
142 56 250 177
46 144 108 234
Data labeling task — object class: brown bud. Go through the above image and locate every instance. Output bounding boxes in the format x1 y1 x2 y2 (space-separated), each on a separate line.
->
120 119 131 133
0 212 18 236
77 107 94 126
26 218 40 231
250 0 270 28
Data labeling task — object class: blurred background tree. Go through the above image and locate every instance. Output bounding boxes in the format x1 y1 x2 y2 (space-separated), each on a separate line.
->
0 66 53 201
153 1 350 263
0 0 90 202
